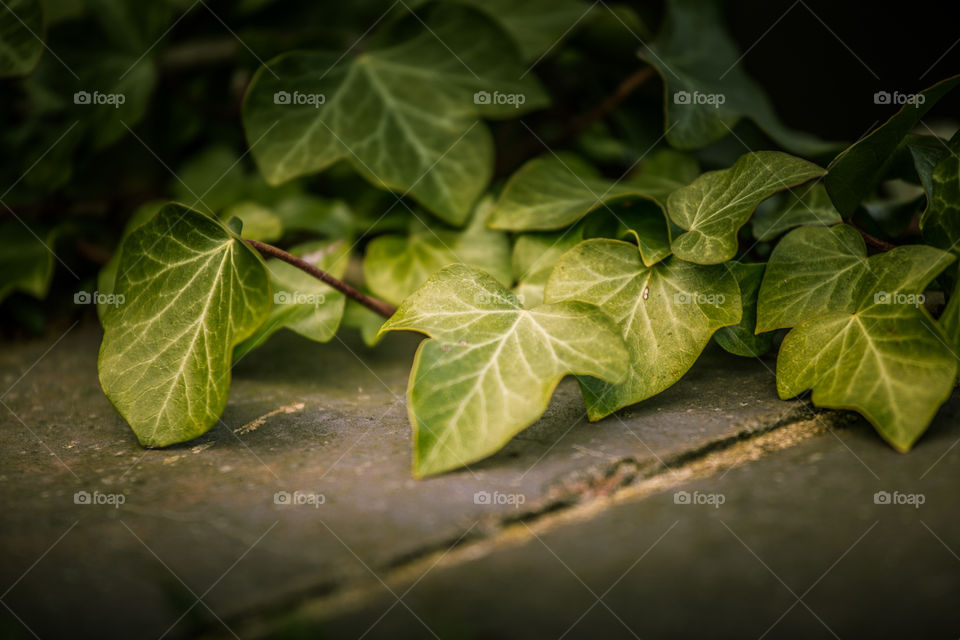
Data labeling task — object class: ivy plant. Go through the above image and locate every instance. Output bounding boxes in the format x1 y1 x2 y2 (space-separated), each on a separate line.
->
2 0 958 477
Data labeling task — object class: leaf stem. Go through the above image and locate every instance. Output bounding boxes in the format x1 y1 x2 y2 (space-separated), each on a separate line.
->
849 223 897 251
243 238 397 319
554 66 656 144
494 66 655 177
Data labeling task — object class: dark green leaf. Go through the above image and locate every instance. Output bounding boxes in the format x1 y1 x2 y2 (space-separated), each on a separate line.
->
714 262 774 357
825 75 960 217
640 0 835 155
243 5 547 225
0 0 43 77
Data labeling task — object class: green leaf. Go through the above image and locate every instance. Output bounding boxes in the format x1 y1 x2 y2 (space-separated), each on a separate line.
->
438 0 588 61
617 204 675 268
0 221 55 303
639 0 834 155
380 264 629 476
488 153 640 230
940 278 960 353
777 246 956 451
271 194 354 239
342 299 387 347
97 200 164 319
172 146 252 215
756 225 870 332
221 201 284 243
751 182 841 242
364 200 510 306
0 0 43 77
243 4 547 225
544 238 741 420
235 240 348 359
624 149 700 202
512 228 585 308
488 153 674 266
906 134 950 201
98 204 272 447
667 151 825 264
67 53 156 150
86 0 190 55
824 75 960 217
714 262 774 357
920 131 960 252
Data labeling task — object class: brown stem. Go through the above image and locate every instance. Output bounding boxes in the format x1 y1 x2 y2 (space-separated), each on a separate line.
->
158 38 239 71
553 66 655 145
243 239 397 319
494 66 655 177
849 223 897 252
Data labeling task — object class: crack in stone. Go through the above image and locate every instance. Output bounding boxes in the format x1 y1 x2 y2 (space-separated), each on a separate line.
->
225 404 856 639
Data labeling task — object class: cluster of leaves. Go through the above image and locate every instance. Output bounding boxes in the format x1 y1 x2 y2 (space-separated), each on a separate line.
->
2 0 958 477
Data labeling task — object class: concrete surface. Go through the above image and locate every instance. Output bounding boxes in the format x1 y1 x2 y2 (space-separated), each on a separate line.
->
0 321 957 639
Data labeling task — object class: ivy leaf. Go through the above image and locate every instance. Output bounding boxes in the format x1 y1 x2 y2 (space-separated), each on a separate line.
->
55 51 156 151
512 228 585 308
488 154 641 231
906 134 950 201
380 264 629 477
172 145 255 215
639 0 834 155
342 299 387 347
235 240 349 359
941 278 960 352
364 201 511 306
0 0 43 77
97 200 164 319
714 262 774 357
221 202 284 243
86 0 192 55
0 221 54 303
751 182 841 242
98 204 272 447
824 75 960 217
625 149 700 202
756 225 870 332
436 0 588 61
544 239 741 420
616 201 677 268
489 153 674 266
271 194 354 239
920 131 960 252
667 151 825 264
777 246 956 452
243 4 547 225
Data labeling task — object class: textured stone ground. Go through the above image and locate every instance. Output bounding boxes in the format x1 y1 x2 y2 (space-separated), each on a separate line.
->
1 321 957 639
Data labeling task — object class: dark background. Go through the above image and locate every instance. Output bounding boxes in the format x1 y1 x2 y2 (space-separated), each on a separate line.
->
724 0 959 139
